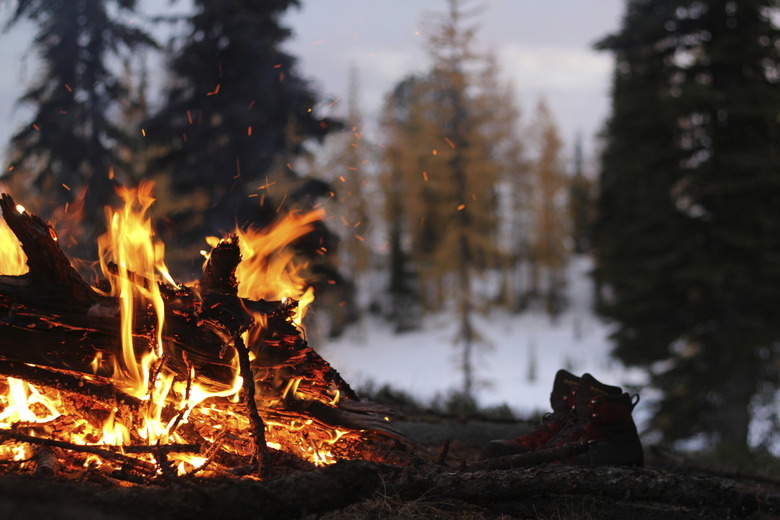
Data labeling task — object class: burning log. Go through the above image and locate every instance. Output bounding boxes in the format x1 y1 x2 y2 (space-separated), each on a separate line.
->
0 191 400 478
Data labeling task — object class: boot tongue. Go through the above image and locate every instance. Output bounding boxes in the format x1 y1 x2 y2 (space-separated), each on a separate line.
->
550 369 580 413
576 373 622 417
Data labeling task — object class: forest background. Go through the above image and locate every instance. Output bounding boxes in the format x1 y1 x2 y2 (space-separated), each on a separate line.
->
0 0 777 463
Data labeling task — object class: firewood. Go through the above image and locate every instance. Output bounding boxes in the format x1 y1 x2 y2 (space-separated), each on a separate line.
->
0 193 398 436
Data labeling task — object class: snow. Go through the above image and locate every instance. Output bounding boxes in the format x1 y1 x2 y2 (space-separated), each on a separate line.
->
316 256 649 417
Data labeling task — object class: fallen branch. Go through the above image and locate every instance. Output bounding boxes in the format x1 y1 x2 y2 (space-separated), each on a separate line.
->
466 440 593 471
385 463 780 519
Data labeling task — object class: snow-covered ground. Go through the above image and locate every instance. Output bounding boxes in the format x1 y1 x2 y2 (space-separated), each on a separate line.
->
317 256 648 417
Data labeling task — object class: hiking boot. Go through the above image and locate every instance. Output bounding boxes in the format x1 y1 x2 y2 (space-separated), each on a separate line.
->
479 369 580 459
547 373 644 467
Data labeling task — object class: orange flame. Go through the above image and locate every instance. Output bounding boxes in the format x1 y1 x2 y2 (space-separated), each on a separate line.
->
207 209 324 327
98 182 169 401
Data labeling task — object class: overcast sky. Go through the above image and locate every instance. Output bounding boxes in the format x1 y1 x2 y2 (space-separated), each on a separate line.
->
0 1 625 167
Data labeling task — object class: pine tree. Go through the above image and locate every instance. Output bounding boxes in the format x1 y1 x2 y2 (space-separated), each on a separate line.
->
568 135 595 255
381 0 521 397
2 0 154 234
145 0 341 272
329 67 371 282
528 99 569 317
595 0 780 452
310 67 371 335
379 76 424 331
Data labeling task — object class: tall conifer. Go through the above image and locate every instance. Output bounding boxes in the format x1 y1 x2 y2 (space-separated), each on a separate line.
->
3 0 153 233
595 0 780 451
145 0 341 270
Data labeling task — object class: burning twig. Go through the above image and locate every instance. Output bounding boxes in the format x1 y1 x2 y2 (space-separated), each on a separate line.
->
0 428 157 473
0 361 141 409
234 334 268 477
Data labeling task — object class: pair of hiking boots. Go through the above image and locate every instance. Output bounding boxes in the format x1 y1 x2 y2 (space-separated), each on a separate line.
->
480 370 644 466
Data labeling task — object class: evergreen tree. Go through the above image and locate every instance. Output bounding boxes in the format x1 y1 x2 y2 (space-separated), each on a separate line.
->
568 134 596 255
381 0 522 397
145 0 341 273
379 76 424 331
595 0 780 452
2 0 154 234
328 67 371 283
528 99 569 317
310 66 371 335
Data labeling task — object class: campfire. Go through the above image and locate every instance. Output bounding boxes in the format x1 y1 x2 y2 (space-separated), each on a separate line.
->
0 183 398 481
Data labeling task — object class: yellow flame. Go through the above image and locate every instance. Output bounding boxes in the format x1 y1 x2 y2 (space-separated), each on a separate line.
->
0 378 61 425
0 218 28 275
98 182 168 400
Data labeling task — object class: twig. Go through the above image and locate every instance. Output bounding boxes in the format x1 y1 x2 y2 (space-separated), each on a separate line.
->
234 334 268 477
0 428 200 472
436 439 450 465
467 440 594 471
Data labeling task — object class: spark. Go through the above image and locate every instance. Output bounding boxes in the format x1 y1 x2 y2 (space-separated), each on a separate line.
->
273 64 282 69
354 234 364 242
62 184 71 191
445 137 456 148
257 178 276 191
347 166 358 171
354 221 361 228
186 110 193 124
32 124 40 131
141 129 146 137
247 126 252 136
432 149 437 156
422 171 429 182
275 193 288 213
340 217 349 227
457 204 466 211
15 205 25 214
339 176 346 183
64 83 72 92
247 100 256 110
